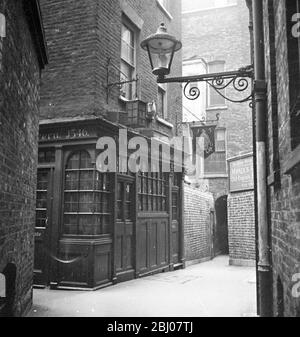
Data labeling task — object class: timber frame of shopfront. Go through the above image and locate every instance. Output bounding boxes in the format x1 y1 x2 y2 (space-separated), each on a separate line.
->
34 117 184 290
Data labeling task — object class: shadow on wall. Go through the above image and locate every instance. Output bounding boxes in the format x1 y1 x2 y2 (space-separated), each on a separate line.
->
0 263 16 317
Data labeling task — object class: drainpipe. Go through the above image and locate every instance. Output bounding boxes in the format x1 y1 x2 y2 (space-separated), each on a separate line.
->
252 0 273 317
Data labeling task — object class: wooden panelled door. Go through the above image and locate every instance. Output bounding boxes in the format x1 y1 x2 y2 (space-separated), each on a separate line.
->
34 168 54 287
115 178 135 282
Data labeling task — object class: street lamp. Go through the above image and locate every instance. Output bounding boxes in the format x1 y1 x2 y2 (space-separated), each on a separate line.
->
141 24 254 104
141 23 182 78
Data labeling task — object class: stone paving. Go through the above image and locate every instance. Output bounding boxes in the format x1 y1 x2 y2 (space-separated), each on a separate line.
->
28 256 257 317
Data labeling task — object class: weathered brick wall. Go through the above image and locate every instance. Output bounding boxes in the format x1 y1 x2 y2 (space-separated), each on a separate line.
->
184 184 214 262
207 178 229 201
39 0 182 135
182 1 254 264
228 191 256 264
0 0 41 316
263 0 300 317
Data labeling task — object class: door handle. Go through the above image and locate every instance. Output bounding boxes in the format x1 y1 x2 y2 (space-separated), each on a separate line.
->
45 217 48 227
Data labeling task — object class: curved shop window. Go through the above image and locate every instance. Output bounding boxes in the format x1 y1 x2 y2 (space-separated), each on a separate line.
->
63 150 111 236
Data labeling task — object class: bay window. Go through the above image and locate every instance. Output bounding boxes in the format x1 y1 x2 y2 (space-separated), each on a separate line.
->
63 150 111 236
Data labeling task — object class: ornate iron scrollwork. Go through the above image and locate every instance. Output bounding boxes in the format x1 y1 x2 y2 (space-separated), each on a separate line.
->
160 65 254 105
106 58 139 103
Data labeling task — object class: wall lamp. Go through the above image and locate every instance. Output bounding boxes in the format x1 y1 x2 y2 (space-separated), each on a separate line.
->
141 23 254 104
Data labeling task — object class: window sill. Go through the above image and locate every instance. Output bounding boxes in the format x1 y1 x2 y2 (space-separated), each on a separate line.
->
206 106 228 111
204 174 228 178
183 3 237 15
156 0 173 20
156 116 174 129
283 144 300 174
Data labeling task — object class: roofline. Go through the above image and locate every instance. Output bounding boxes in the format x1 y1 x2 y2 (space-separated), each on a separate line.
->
23 0 48 69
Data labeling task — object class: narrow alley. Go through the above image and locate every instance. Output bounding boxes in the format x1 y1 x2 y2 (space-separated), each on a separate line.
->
28 256 256 317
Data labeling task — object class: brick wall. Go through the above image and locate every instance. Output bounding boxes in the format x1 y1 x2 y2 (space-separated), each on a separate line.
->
39 0 182 135
263 0 300 317
182 0 254 266
228 191 256 264
0 0 41 316
184 184 214 263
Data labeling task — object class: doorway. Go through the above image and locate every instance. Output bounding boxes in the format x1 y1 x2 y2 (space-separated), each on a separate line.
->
115 177 135 282
214 195 229 256
34 168 54 287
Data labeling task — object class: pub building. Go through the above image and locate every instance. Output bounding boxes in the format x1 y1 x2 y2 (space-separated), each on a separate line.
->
35 116 185 289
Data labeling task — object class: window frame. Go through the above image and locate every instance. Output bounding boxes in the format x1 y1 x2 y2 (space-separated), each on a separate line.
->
207 61 227 108
120 19 138 101
138 167 169 213
157 83 168 119
62 149 112 237
215 128 227 153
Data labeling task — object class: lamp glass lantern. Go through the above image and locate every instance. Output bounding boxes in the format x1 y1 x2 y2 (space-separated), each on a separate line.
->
141 23 182 78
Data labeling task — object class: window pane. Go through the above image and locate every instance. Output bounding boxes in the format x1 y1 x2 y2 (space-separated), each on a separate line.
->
64 193 79 212
65 171 79 190
79 192 94 212
37 171 49 190
78 215 96 235
120 61 134 99
64 215 78 235
36 191 47 209
209 62 226 106
80 151 93 169
36 210 47 227
67 152 80 169
79 171 93 190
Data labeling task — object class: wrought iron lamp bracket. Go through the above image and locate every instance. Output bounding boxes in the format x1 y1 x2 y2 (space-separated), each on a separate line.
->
157 65 254 106
106 58 139 103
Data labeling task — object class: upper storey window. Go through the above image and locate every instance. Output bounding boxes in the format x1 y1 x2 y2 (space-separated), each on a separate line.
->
208 61 226 108
183 0 237 13
120 23 136 100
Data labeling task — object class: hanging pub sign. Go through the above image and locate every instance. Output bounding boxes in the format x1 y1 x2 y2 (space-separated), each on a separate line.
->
191 125 217 159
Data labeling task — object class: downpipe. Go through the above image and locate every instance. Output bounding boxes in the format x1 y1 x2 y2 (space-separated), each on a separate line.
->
252 0 273 317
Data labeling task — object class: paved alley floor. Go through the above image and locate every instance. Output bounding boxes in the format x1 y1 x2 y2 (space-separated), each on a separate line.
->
28 256 257 317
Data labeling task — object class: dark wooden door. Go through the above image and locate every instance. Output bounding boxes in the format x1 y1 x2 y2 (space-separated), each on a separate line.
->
171 188 180 265
34 168 54 287
115 179 135 282
215 195 229 256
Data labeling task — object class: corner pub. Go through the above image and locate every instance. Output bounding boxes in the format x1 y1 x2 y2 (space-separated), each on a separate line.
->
34 116 184 290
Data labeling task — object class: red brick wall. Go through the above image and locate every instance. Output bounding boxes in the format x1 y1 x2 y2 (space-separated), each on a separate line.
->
263 0 300 317
0 0 41 316
228 191 256 263
184 184 214 262
39 0 182 135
